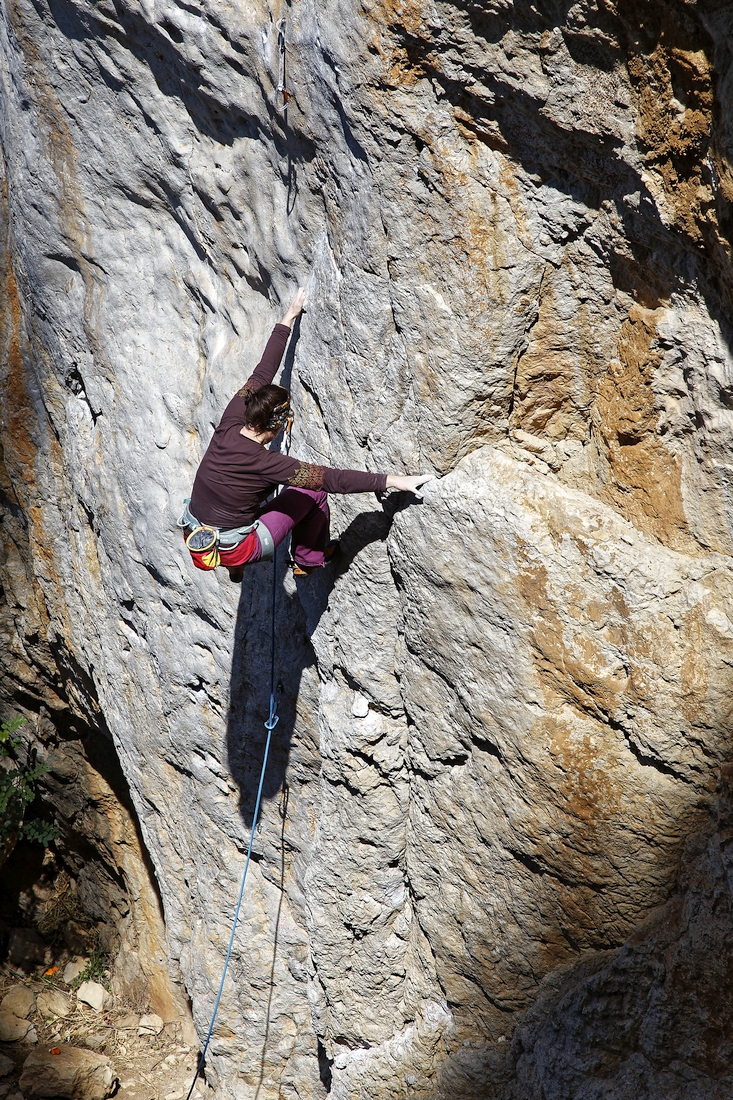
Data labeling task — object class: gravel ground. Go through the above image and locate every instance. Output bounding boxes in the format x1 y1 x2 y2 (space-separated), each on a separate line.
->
0 966 211 1100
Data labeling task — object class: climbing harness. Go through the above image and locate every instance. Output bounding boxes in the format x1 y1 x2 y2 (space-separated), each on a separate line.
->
274 16 289 114
184 553 280 1100
177 401 293 572
177 499 275 568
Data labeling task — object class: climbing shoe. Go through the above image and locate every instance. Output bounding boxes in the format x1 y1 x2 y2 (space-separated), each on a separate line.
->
292 562 316 576
292 541 340 577
228 566 245 583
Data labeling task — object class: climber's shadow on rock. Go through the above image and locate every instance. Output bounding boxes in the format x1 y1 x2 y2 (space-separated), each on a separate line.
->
225 552 310 826
224 493 412 1098
225 309 422 820
294 491 420 635
225 490 418 826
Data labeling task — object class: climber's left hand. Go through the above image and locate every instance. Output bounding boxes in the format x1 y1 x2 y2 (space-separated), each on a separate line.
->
282 287 307 327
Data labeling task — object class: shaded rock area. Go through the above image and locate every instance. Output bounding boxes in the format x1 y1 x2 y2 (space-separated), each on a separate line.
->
2 0 733 1098
436 765 733 1099
0 432 194 1030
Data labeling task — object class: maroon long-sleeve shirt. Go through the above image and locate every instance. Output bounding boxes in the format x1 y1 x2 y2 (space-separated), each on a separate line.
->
189 324 388 528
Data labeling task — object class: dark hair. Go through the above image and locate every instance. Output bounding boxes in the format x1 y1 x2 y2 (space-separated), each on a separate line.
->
243 384 290 433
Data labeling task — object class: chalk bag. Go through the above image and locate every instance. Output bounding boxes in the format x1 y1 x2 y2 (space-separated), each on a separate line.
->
186 525 221 571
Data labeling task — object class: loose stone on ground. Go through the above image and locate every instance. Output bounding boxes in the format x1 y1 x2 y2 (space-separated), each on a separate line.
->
0 1016 33 1043
20 1045 117 1100
0 990 35 1020
62 959 88 986
76 982 111 1013
137 1013 164 1036
36 989 72 1018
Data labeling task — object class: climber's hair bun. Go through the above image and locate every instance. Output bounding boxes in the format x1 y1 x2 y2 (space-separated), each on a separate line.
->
243 384 290 435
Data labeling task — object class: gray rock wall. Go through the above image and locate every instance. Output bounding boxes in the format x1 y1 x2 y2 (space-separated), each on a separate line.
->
2 0 733 1097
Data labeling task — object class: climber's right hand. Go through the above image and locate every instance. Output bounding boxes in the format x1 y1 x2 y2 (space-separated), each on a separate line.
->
385 474 435 499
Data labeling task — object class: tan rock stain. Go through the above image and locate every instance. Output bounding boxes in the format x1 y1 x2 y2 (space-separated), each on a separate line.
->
1 215 72 600
677 603 711 728
622 9 715 246
497 161 533 252
506 543 706 967
591 304 695 551
366 0 430 88
514 551 629 723
0 235 35 476
514 508 720 742
509 278 598 443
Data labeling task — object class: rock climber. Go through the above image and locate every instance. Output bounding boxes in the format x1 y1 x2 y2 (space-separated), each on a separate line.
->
180 288 433 581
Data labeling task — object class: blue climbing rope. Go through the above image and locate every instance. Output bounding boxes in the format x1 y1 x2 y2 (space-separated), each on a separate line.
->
185 552 280 1100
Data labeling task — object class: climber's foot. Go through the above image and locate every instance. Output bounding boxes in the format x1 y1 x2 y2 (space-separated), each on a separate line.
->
292 541 340 577
228 566 245 583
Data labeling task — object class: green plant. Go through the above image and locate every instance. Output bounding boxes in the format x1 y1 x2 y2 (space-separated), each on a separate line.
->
69 944 112 992
21 818 61 846
0 714 58 849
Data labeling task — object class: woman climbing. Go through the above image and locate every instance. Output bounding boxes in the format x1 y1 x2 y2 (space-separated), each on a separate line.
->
180 288 433 581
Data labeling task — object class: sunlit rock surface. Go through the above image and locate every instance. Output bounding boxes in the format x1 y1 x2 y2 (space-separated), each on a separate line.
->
2 0 733 1097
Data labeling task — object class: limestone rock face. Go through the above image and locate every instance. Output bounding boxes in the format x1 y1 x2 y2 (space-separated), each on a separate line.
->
2 0 733 1098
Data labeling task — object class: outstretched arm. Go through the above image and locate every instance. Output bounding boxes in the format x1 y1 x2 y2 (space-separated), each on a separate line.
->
238 287 306 396
257 452 434 498
280 287 306 329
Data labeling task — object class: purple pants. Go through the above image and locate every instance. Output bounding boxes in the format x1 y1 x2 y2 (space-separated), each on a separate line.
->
258 488 330 567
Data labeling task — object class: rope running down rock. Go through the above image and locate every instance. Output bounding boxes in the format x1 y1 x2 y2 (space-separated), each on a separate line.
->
184 421 293 1100
184 552 281 1100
